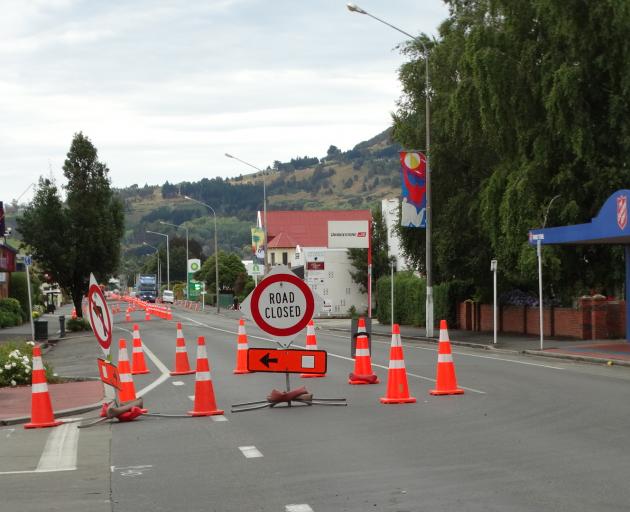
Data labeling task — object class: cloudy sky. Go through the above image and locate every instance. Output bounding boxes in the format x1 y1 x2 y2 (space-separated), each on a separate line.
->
1 0 449 203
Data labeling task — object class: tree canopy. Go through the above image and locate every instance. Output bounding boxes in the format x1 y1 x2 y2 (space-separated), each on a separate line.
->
393 0 630 303
18 132 124 314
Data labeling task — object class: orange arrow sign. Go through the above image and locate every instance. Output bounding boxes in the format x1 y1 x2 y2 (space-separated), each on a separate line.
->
247 348 327 374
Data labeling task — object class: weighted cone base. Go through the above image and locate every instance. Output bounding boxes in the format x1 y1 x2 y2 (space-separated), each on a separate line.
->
188 409 225 417
301 374 325 378
170 370 195 376
131 369 150 375
380 396 417 404
24 419 63 429
430 388 464 395
233 370 251 374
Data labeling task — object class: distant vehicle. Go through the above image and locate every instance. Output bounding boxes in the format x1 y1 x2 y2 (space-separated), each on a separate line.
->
162 290 174 304
137 274 157 303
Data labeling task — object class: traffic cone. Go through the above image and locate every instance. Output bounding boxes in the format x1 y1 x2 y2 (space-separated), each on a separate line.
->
170 322 195 376
301 320 324 378
131 324 150 375
24 345 62 429
380 324 416 404
233 319 251 374
71 308 77 320
167 308 172 321
117 339 138 402
430 320 464 396
145 308 151 321
188 336 224 416
348 317 379 384
125 308 131 322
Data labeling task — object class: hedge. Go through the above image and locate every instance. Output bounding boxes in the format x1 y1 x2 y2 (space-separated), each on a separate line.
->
0 298 24 328
376 273 474 328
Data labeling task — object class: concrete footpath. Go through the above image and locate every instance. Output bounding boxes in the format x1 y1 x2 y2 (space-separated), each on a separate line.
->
3 302 630 425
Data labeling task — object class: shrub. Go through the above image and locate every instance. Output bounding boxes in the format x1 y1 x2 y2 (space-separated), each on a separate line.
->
66 317 92 332
0 341 58 387
0 310 21 328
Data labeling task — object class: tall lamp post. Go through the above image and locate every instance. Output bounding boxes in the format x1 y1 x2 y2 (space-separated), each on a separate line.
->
159 220 189 297
347 3 434 337
146 230 170 292
143 242 161 291
225 153 268 271
183 196 220 313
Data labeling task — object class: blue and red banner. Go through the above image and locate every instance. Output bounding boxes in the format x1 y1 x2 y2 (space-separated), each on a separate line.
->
400 151 426 228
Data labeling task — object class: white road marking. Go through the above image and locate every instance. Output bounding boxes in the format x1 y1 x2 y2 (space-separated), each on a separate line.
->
111 465 154 477
172 381 185 386
239 446 263 458
187 395 195 401
1 428 15 438
211 415 228 422
175 314 486 394
286 505 314 512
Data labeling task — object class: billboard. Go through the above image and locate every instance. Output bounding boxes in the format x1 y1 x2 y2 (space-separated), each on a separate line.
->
327 220 369 249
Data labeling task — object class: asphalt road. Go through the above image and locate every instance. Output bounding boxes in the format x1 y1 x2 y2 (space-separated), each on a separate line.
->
4 307 630 511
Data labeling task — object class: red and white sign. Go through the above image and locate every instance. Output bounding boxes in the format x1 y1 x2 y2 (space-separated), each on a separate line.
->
87 273 113 356
97 358 120 390
617 195 627 230
328 220 370 248
247 348 327 374
240 266 323 346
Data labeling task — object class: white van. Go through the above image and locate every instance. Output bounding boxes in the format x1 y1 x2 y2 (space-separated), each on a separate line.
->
162 290 174 304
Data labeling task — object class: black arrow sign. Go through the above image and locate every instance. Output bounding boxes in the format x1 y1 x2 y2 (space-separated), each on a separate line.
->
260 353 279 368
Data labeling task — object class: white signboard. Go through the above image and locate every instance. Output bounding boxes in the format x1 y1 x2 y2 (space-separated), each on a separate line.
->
187 259 201 273
240 266 324 347
328 220 369 249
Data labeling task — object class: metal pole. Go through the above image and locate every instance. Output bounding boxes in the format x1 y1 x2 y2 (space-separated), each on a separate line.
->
537 239 544 350
185 227 189 299
263 170 268 273
625 245 630 342
367 219 372 318
214 212 220 313
25 260 35 342
493 264 497 345
166 234 170 291
391 260 394 326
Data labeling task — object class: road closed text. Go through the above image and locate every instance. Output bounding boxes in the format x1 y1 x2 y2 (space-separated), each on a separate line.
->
264 291 302 319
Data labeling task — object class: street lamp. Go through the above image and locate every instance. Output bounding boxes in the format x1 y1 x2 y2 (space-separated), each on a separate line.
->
159 220 189 297
146 230 170 291
347 3 435 337
225 153 268 271
183 196 220 313
143 242 161 291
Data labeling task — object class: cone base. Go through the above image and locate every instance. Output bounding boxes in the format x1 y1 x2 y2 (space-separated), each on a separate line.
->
380 396 417 404
188 409 225 416
301 374 325 378
131 369 150 375
430 388 464 395
233 369 251 374
24 419 63 429
348 377 380 385
170 369 195 376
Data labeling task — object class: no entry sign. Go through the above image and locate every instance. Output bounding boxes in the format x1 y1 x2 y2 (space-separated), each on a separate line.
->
87 273 113 356
240 266 324 346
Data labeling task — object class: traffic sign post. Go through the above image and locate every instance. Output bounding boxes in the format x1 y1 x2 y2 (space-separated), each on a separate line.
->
232 266 346 413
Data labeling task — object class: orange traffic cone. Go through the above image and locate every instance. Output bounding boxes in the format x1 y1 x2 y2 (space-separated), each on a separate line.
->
131 324 150 375
167 308 172 321
380 324 416 404
349 317 379 385
125 308 132 322
233 319 251 374
24 345 62 429
170 322 195 376
117 338 138 402
430 320 464 396
301 320 324 378
188 336 224 416
145 309 151 321
71 308 77 320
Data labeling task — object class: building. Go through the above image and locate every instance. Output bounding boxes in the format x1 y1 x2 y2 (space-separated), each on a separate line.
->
0 243 18 299
381 198 412 271
259 210 372 316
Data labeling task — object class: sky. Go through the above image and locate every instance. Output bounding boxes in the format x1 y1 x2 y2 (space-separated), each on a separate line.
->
0 0 449 203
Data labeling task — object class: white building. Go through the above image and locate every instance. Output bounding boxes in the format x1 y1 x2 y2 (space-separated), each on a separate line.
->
381 198 412 271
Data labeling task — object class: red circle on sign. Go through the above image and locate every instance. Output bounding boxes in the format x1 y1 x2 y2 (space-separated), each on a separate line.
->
88 284 112 351
250 273 314 337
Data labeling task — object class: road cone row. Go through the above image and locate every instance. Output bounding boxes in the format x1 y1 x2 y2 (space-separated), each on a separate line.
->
233 319 251 374
301 320 325 378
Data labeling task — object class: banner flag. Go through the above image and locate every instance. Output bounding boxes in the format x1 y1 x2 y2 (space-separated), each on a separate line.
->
251 227 265 262
400 151 427 228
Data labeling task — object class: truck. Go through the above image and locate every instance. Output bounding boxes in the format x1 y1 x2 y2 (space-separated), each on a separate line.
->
136 274 158 303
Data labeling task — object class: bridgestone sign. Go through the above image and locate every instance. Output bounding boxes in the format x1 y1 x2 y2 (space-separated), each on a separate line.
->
327 220 369 248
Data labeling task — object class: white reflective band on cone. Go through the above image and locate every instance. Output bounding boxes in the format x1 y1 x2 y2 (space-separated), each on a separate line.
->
177 330 183 338
389 359 406 369
438 354 453 363
196 371 211 381
31 382 49 393
391 335 402 347
237 342 249 348
119 373 133 382
176 346 187 353
355 349 370 357
439 329 449 341
119 351 128 361
32 357 44 371
133 346 142 353
197 345 207 359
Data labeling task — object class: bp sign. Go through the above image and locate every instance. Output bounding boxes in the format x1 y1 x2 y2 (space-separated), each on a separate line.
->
240 266 324 347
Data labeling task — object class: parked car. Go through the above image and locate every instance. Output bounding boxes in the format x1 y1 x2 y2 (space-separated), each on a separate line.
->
162 290 174 304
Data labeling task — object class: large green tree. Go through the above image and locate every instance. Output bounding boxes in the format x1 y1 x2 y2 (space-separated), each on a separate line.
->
195 251 248 294
18 133 125 315
393 0 630 303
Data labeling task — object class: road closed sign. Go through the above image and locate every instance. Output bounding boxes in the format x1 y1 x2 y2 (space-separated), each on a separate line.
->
240 266 324 346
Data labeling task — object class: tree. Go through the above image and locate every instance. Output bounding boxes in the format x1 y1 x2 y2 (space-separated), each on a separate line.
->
393 0 630 303
18 133 125 316
195 251 247 293
347 207 389 304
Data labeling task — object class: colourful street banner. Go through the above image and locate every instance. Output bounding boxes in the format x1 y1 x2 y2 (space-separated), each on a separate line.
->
251 227 265 262
400 151 427 228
